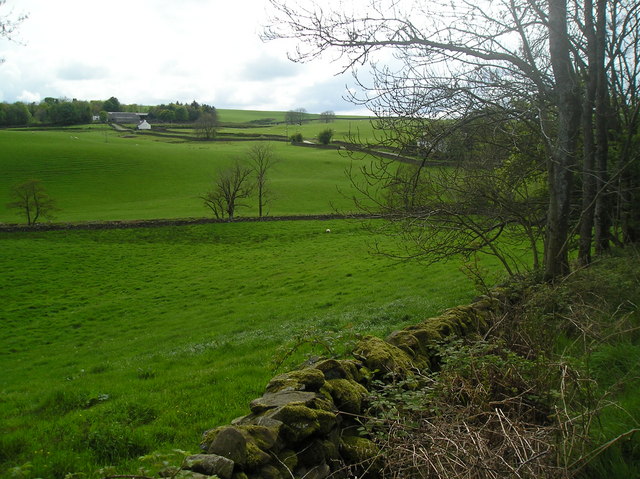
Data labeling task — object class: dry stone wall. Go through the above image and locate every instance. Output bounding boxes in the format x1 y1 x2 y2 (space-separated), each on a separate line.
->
176 291 508 479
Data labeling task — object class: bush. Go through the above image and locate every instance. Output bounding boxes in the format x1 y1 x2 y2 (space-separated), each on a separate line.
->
317 128 334 145
290 132 303 143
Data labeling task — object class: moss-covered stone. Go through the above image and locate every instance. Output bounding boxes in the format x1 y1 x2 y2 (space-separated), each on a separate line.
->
265 368 326 393
385 329 433 368
257 464 282 479
242 425 280 451
205 426 247 465
244 440 271 470
268 404 337 443
314 359 364 382
183 453 234 479
231 473 248 479
339 435 381 467
250 390 319 414
203 424 281 470
276 448 298 471
353 335 416 376
325 378 369 415
315 408 339 435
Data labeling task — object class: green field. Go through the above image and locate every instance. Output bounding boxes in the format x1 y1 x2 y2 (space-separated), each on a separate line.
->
0 110 378 224
0 220 481 477
0 110 520 477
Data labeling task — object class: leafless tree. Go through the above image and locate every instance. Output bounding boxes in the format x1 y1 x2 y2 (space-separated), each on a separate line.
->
320 110 336 123
265 0 585 279
7 179 57 225
0 1 28 64
248 143 276 218
285 108 308 125
201 162 253 220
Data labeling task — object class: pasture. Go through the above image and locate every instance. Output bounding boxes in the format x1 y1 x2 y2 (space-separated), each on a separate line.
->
0 220 480 477
0 110 377 224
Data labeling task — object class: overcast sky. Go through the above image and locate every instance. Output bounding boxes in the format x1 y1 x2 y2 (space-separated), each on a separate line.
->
0 0 366 114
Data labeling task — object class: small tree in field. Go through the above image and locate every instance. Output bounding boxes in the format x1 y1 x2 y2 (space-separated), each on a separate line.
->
195 111 219 140
7 179 57 225
248 143 277 217
317 128 334 145
320 110 336 123
201 162 253 220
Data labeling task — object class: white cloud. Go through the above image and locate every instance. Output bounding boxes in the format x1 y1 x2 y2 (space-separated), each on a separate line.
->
17 90 40 103
0 0 371 114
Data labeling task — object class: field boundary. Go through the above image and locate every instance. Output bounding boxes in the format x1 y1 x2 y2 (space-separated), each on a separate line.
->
0 213 378 233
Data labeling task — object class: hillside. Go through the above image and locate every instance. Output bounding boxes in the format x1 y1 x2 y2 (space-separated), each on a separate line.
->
0 111 377 224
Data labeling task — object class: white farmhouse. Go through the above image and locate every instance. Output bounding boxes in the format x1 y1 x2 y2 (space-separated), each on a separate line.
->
137 119 151 130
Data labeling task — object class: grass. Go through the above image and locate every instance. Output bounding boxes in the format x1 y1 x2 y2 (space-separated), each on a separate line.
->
0 219 485 478
0 125 369 223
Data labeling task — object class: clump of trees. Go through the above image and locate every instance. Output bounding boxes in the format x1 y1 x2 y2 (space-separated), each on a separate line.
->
147 101 217 124
195 111 219 140
265 0 640 281
320 110 336 123
0 98 92 126
6 179 57 225
285 108 308 125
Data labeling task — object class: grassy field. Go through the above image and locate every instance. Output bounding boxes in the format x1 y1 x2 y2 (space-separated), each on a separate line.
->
0 109 516 477
0 219 485 477
0 110 378 224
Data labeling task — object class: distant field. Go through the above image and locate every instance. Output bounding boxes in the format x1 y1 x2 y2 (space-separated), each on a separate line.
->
0 127 374 224
0 220 480 477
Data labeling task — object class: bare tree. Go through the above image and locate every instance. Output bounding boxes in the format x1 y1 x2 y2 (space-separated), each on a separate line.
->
201 161 253 220
285 108 308 125
320 110 336 123
265 0 584 279
0 1 28 64
608 0 640 245
248 143 276 218
7 179 57 225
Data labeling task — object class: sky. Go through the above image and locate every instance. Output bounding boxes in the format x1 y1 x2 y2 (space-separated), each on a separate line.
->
0 0 366 114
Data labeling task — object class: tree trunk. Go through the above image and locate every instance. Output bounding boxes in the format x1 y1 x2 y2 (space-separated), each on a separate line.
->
593 0 610 254
544 0 582 280
578 0 598 266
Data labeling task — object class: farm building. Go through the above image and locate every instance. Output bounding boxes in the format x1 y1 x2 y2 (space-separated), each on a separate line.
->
138 120 151 130
107 112 148 123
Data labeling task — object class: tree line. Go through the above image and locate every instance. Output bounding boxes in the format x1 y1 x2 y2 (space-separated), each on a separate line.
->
266 0 640 281
0 96 218 127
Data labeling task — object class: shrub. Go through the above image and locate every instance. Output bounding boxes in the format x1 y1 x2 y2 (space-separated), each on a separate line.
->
290 132 303 143
317 128 334 145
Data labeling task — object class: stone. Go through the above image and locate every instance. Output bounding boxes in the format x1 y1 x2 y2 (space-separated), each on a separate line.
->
339 435 383 477
276 448 298 471
303 462 331 479
265 367 326 393
268 404 332 443
257 464 282 479
353 335 416 377
250 390 318 414
171 471 211 479
206 426 247 465
184 453 234 479
325 378 369 415
313 359 363 382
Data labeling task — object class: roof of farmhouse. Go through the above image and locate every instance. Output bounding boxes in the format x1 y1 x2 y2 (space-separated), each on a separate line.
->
107 112 149 122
